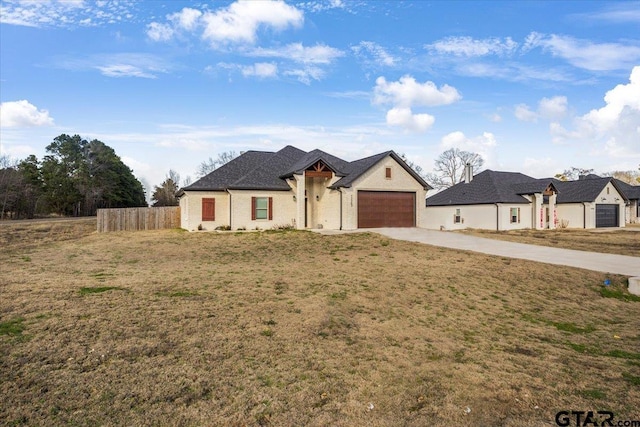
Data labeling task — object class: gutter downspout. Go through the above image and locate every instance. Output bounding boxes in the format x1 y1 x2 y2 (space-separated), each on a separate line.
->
495 203 499 230
338 188 343 230
228 190 232 230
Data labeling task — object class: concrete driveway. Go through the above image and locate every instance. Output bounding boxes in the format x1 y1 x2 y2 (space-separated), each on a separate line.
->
369 228 640 277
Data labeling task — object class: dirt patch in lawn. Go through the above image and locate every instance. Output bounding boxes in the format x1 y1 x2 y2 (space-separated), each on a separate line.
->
458 228 640 257
1 225 639 426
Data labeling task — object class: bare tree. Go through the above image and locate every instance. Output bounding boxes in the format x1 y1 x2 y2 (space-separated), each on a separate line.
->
196 151 237 178
603 169 640 185
399 154 427 179
554 167 595 181
425 148 484 190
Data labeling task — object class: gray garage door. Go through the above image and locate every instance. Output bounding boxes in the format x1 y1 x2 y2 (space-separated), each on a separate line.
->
595 204 618 228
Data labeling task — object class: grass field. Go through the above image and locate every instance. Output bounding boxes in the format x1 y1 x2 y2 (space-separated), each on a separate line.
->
1 220 639 426
458 227 640 257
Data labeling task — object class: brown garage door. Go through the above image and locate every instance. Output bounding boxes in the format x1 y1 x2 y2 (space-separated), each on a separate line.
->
358 191 415 228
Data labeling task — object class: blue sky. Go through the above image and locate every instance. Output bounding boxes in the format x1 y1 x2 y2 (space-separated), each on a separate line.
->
1 0 639 194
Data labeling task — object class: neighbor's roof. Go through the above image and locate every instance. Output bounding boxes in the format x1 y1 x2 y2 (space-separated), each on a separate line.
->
426 170 541 206
552 175 628 203
180 145 431 193
614 179 640 200
426 170 630 207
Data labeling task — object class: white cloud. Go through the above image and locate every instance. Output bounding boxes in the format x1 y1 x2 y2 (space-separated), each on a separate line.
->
146 22 174 42
283 66 325 85
55 53 169 78
297 0 347 13
0 0 138 28
352 41 397 66
201 1 303 46
249 43 344 65
372 75 460 133
572 3 640 24
538 96 568 120
241 62 278 78
514 104 538 122
427 36 519 57
551 66 640 158
0 100 55 128
373 75 461 108
385 108 434 133
439 131 498 167
525 33 640 71
489 113 502 123
147 1 304 47
146 7 202 41
96 64 157 79
515 96 568 122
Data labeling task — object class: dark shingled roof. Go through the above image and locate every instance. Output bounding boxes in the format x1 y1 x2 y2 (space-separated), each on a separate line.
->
180 145 431 193
426 170 631 207
552 176 628 203
614 179 640 200
280 149 350 178
426 170 538 206
331 151 431 190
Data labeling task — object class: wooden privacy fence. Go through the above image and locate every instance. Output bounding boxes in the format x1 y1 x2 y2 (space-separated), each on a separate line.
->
97 207 180 232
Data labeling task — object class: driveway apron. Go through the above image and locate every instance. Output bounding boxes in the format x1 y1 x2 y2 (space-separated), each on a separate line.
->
370 228 640 277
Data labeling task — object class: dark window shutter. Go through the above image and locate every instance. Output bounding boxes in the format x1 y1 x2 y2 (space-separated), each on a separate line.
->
202 198 215 221
385 167 391 178
517 207 521 223
268 197 273 220
251 197 256 220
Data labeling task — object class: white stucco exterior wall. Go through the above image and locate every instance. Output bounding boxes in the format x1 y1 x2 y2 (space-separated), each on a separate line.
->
179 191 229 231
424 203 531 231
228 190 297 230
556 203 586 229
341 156 427 230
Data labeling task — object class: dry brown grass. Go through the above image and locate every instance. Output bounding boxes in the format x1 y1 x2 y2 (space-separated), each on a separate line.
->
1 221 639 426
458 228 640 257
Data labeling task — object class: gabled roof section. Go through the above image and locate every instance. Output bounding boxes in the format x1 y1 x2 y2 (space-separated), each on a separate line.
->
229 145 306 190
552 176 628 203
182 150 275 191
179 146 431 194
614 179 640 200
330 151 431 190
512 179 557 195
280 149 350 178
426 170 537 206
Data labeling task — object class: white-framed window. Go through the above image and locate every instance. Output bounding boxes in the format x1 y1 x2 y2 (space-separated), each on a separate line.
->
454 208 461 224
510 207 520 223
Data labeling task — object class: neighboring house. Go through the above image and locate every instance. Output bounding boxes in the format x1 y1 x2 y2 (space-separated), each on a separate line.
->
177 145 431 231
425 167 628 230
614 179 640 224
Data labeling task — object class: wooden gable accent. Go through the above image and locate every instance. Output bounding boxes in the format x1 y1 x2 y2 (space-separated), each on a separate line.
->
543 183 557 196
305 161 333 178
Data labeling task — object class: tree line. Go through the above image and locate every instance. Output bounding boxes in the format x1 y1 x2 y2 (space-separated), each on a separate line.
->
0 134 146 219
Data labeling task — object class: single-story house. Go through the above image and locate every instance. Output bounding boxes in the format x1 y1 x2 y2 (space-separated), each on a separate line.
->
614 179 640 224
177 145 431 231
425 167 628 230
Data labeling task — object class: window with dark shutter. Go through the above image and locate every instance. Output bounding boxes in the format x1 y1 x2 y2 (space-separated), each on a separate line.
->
202 198 215 221
253 197 271 220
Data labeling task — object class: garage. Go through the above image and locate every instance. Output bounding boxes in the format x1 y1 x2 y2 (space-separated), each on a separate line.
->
358 191 415 228
596 204 619 228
